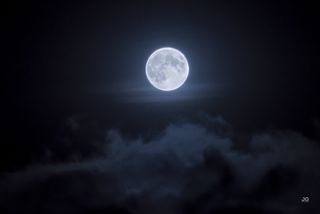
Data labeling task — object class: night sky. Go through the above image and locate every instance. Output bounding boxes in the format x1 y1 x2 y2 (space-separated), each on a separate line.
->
3 1 320 213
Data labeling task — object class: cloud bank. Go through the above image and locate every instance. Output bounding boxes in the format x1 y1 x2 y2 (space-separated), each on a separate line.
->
1 117 319 214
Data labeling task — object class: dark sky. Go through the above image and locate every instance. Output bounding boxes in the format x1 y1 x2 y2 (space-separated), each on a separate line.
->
3 1 320 213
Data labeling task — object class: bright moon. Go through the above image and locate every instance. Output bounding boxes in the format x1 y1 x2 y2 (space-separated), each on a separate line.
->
146 47 189 91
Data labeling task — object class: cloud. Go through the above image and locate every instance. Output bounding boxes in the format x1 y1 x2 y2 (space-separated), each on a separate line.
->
1 117 320 214
95 82 223 103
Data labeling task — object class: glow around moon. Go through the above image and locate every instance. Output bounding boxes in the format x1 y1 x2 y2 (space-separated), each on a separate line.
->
146 47 189 91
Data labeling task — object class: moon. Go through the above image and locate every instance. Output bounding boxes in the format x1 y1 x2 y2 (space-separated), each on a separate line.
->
146 47 189 91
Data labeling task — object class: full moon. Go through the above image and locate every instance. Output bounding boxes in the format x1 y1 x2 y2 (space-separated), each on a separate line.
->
146 47 189 91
